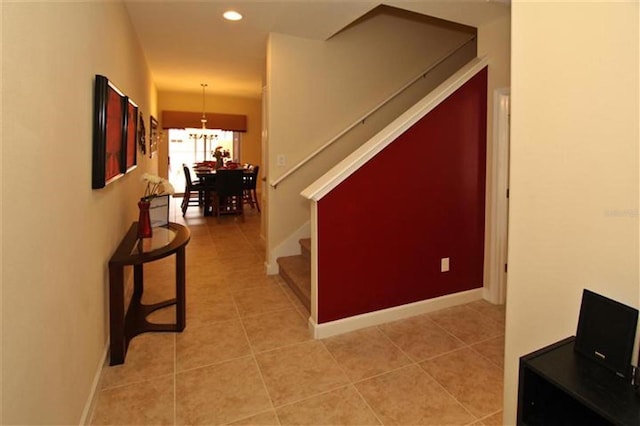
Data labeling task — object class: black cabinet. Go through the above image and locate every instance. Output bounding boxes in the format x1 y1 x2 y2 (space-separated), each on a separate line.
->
518 336 640 426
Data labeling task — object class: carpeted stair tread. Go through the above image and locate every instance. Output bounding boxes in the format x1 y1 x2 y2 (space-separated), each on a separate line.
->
299 238 311 260
277 254 311 310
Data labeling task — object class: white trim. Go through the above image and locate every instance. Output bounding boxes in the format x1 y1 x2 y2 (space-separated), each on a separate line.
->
486 88 510 304
265 220 310 275
309 288 483 339
79 339 109 425
309 202 319 323
265 260 278 276
301 57 489 201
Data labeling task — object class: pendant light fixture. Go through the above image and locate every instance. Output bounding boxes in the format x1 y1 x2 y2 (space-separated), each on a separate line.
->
199 83 208 129
189 83 216 161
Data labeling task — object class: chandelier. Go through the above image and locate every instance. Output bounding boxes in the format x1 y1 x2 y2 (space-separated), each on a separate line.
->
189 83 217 161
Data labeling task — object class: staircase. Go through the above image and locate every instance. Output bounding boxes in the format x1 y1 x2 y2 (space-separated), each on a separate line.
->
277 238 311 311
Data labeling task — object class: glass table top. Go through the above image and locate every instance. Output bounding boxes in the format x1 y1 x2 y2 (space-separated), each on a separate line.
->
131 226 176 255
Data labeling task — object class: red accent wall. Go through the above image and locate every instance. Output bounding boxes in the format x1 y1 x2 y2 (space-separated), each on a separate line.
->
317 67 488 323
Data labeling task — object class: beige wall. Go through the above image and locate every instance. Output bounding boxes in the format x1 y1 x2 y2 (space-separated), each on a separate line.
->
0 2 4 421
266 10 476 268
2 2 157 423
156 91 262 190
505 2 639 424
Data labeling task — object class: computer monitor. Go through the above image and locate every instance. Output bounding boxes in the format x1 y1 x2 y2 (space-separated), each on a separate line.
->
575 289 638 379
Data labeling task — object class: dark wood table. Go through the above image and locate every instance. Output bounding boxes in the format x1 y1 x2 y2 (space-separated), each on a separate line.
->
195 168 252 216
195 170 217 216
518 336 640 425
108 222 190 365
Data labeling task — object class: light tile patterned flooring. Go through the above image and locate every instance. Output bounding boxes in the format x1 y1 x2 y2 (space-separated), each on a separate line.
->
90 199 506 425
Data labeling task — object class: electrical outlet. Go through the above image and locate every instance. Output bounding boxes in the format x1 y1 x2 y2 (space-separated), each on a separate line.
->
277 154 286 167
441 257 450 272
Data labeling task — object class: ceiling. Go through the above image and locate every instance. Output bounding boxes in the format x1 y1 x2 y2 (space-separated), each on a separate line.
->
124 1 509 99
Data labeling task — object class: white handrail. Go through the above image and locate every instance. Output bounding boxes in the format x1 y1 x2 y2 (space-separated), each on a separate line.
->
270 36 476 189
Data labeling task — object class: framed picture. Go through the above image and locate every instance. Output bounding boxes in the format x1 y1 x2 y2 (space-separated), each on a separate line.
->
149 115 159 158
149 195 170 228
138 112 146 155
124 98 138 173
93 74 127 188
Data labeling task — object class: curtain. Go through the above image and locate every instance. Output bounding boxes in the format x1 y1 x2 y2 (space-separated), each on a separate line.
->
161 110 247 132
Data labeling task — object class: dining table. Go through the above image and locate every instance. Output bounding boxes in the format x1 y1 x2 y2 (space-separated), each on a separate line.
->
194 165 252 216
193 166 216 216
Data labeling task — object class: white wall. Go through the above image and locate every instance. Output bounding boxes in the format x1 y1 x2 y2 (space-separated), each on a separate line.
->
505 2 639 424
2 2 156 423
0 2 4 421
266 9 475 269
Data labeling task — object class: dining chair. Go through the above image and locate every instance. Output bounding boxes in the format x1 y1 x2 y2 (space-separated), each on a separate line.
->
242 165 260 212
181 165 205 216
213 169 244 220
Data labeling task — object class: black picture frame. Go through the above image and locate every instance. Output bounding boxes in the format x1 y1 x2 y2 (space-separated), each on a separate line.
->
149 115 159 158
575 289 638 379
124 97 138 173
93 74 127 189
138 112 147 155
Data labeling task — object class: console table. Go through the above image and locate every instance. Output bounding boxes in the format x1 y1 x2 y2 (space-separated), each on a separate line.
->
108 222 190 365
518 336 640 425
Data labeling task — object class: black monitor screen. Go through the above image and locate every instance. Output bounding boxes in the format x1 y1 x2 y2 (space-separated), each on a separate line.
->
575 289 638 378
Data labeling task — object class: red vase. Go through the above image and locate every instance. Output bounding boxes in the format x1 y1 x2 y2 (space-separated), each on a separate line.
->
137 200 153 239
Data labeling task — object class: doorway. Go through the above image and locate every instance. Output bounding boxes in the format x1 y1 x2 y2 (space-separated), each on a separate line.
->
487 88 510 305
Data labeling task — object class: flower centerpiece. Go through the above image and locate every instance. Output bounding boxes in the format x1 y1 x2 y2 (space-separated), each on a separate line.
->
137 173 175 238
213 146 231 170
141 173 175 202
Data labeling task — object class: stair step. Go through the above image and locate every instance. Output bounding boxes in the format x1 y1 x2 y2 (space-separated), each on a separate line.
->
299 238 311 260
277 254 311 311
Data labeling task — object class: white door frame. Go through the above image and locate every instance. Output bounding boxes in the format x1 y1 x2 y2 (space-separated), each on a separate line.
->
486 88 510 304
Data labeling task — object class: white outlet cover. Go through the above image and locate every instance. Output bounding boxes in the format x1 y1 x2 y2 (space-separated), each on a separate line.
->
441 257 450 272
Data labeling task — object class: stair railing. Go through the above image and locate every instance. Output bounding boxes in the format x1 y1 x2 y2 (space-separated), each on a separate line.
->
269 35 477 189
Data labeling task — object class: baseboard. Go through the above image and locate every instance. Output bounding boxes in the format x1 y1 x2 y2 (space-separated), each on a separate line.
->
79 339 109 425
482 286 494 303
308 288 483 339
265 260 277 275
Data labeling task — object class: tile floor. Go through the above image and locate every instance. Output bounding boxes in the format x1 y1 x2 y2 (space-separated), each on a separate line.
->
90 199 506 425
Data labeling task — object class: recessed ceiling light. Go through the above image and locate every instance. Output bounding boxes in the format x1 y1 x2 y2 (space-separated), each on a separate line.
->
223 10 243 21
